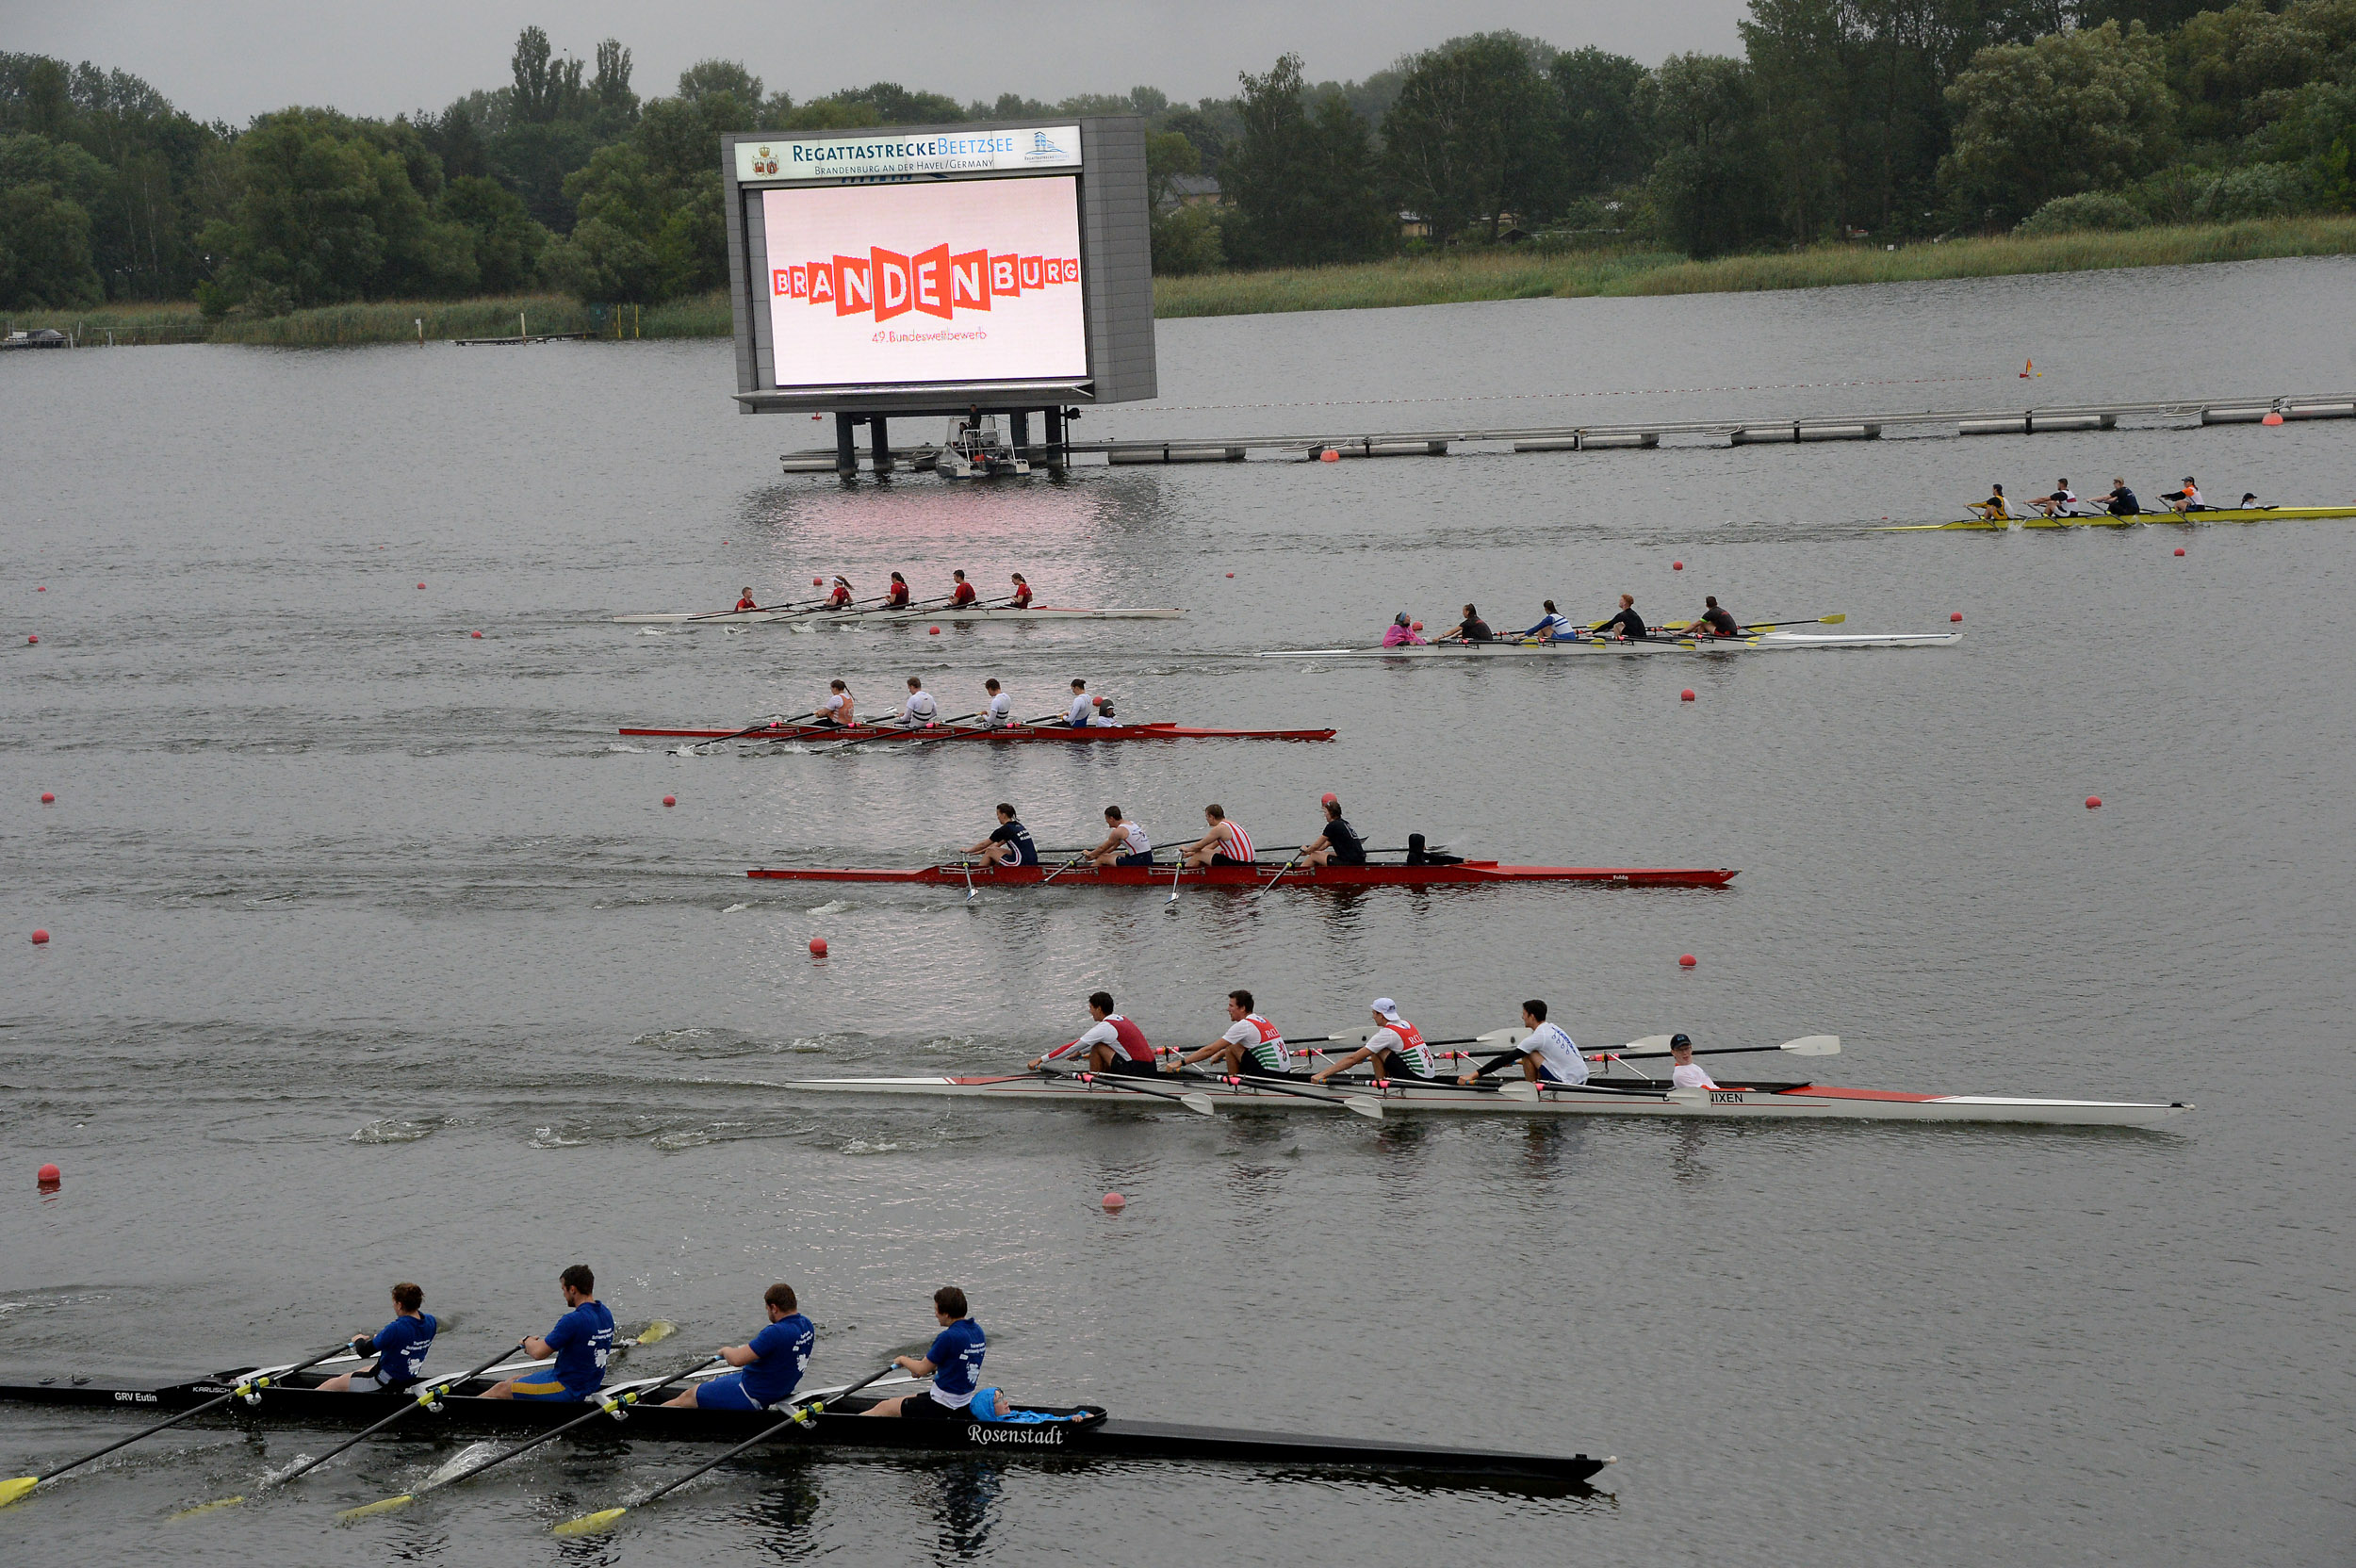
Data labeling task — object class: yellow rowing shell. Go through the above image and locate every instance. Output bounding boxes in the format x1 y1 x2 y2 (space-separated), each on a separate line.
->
1884 506 2356 531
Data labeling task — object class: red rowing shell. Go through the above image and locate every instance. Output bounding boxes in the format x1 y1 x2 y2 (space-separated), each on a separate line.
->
621 721 1335 743
745 861 1738 889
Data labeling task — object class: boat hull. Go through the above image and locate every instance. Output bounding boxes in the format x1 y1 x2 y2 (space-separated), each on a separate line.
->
776 1073 2188 1128
1258 631 1959 659
745 860 1739 889
622 721 1335 743
0 1376 1603 1484
614 606 1186 625
1886 506 2356 531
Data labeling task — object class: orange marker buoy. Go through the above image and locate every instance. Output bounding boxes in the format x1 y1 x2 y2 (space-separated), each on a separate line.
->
1951 612 1963 622
809 937 827 956
2174 547 2185 556
1680 688 1695 702
1102 1191 1126 1209
1318 449 1339 463
31 929 50 944
2086 796 2102 808
2262 411 2283 426
1678 954 1696 968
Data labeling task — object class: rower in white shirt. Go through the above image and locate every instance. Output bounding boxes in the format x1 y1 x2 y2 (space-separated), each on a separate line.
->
815 679 856 727
1669 1034 1720 1090
980 678 1013 728
1312 999 1435 1084
894 676 939 728
1086 805 1154 868
1064 678 1096 727
1458 1000 1586 1086
1168 988 1291 1077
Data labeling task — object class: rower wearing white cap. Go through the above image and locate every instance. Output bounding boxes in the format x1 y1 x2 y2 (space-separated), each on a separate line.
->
893 676 939 728
1459 1000 1586 1086
1312 999 1435 1084
1669 1034 1720 1090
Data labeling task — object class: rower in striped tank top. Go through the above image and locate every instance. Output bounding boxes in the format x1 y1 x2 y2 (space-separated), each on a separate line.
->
1181 804 1253 870
1170 989 1291 1078
1312 998 1436 1085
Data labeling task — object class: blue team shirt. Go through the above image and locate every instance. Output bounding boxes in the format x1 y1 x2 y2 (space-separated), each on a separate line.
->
544 1300 615 1395
366 1313 436 1387
926 1318 987 1401
737 1313 816 1406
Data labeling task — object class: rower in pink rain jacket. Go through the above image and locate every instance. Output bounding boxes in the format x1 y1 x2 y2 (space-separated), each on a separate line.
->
1383 612 1427 647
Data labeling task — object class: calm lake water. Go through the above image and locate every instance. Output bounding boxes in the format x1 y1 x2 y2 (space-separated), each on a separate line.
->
5 256 2354 1566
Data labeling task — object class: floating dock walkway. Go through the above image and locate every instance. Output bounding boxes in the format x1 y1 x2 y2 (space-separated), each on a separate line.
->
781 391 2354 473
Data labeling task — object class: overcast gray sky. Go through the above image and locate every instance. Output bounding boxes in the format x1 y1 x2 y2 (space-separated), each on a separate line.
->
7 0 1747 123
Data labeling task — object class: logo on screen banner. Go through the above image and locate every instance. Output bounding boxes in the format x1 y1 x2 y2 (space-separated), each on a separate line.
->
749 144 780 176
772 247 1079 322
1022 130 1070 163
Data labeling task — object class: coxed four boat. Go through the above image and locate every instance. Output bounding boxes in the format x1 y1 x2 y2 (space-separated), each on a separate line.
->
614 605 1186 625
1258 630 1959 659
770 1068 2187 1127
746 858 1738 889
1884 505 2356 531
624 719 1335 743
0 1366 1606 1485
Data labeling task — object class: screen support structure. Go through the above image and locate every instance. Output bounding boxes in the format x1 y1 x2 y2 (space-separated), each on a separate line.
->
827 408 1073 477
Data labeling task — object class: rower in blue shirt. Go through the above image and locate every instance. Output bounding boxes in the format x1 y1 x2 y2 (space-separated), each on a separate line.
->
1515 599 1572 640
665 1282 816 1410
485 1264 614 1400
861 1285 986 1417
321 1282 436 1392
969 803 1039 868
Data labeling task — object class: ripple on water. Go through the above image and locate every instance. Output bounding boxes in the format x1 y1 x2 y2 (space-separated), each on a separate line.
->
350 1118 434 1144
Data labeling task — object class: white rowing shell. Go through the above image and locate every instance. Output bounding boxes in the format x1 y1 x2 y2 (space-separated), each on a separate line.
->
1255 631 1960 659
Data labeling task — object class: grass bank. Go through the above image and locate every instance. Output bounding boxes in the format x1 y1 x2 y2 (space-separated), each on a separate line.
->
1152 216 2356 317
4 291 733 346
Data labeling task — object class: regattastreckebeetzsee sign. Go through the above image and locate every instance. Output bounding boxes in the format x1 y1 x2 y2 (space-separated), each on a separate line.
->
737 126 1081 184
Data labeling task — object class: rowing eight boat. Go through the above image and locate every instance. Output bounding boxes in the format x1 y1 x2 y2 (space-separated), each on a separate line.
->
1257 631 1960 659
0 1369 1606 1485
1884 505 2356 531
613 605 1186 625
746 859 1739 889
767 1071 2188 1127
623 720 1336 743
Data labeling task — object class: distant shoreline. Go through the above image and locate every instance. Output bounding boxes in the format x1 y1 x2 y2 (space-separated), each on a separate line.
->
11 218 2352 348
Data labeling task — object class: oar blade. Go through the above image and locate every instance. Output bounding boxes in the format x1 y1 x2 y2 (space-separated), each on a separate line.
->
335 1492 416 1523
1476 1027 1530 1045
1497 1081 1540 1101
1179 1092 1218 1117
632 1319 677 1345
168 1494 246 1519
0 1475 39 1508
551 1506 630 1538
1341 1096 1385 1119
1623 1034 1674 1051
1780 1034 1841 1055
1821 613 1846 625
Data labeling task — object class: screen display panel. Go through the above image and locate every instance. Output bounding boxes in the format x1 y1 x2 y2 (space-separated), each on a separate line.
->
761 176 1088 390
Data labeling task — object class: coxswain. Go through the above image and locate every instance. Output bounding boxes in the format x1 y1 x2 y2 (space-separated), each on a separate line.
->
1382 612 1427 648
320 1282 436 1394
1181 804 1254 869
1968 483 2011 521
860 1286 985 1417
1312 999 1435 1084
1669 1034 1721 1090
1514 600 1571 640
1170 988 1291 1077
485 1265 613 1400
1458 1000 1586 1086
1597 594 1647 640
1029 991 1157 1074
2238 492 2261 509
734 587 760 612
2162 476 2204 514
1299 793 1366 867
886 571 913 608
826 576 855 609
969 802 1038 868
1087 805 1153 868
2031 479 2081 518
1008 573 1033 608
951 569 978 608
815 679 855 727
894 675 939 728
1437 603 1495 644
1064 678 1096 727
663 1282 814 1410
980 677 1012 727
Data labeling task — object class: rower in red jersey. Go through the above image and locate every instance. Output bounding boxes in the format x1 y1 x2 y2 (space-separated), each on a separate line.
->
950 570 977 608
733 587 759 612
1030 991 1157 1076
826 576 854 609
887 572 912 608
1008 573 1033 609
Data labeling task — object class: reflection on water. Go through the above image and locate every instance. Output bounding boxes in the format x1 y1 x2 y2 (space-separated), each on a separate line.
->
925 1457 1004 1562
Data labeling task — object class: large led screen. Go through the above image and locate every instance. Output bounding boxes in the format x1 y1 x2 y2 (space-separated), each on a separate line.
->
761 176 1088 390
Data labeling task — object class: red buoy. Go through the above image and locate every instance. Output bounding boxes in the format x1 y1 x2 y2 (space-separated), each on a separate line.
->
41 792 54 804
809 937 827 956
2086 795 2102 808
2263 411 2284 426
1102 1191 1126 1209
928 626 940 634
26 634 37 644
2174 547 2185 556
1319 449 1339 463
35 585 44 592
1951 612 1963 622
1678 954 1697 968
1225 572 1235 578
37 1163 60 1184
470 629 483 637
813 578 824 586
31 929 50 944
662 794 676 808
1672 561 1683 571
417 582 426 590
1680 688 1695 702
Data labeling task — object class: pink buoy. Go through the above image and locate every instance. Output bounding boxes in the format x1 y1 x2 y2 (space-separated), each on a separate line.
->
1102 1191 1126 1209
2262 411 2284 426
31 929 50 944
1680 688 1695 702
2086 796 2102 809
1318 449 1339 463
662 794 676 808
1678 954 1697 968
809 937 828 956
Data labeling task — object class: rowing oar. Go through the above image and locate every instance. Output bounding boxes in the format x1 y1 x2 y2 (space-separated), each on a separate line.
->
1043 1063 1216 1115
1460 1033 1671 1081
883 710 988 750
678 710 817 757
1606 1033 1839 1062
685 596 824 623
336 1346 719 1524
0 1340 352 1510
812 710 979 755
172 1336 530 1516
551 1362 902 1538
1740 613 1845 631
1166 1065 1383 1119
1253 850 1307 897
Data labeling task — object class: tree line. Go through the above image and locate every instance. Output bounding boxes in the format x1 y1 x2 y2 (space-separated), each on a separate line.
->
2 1 2351 314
